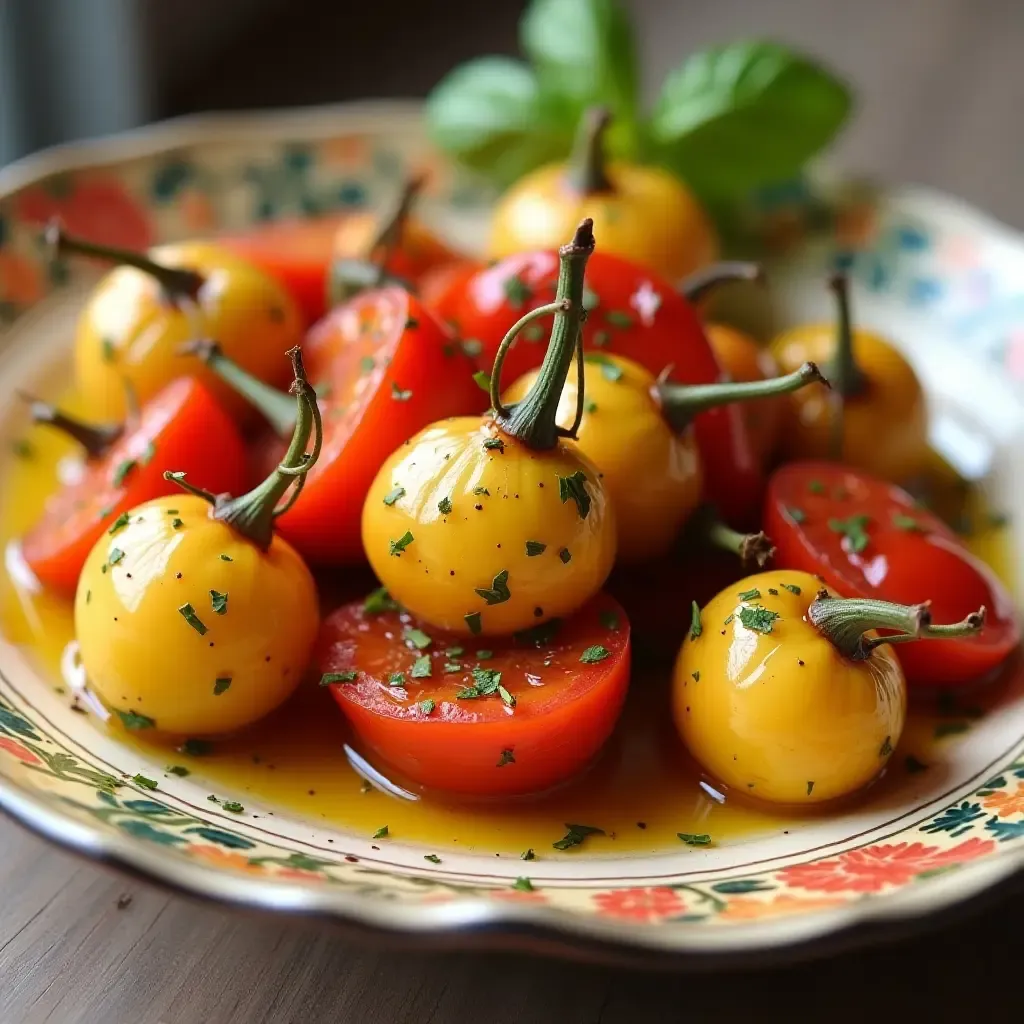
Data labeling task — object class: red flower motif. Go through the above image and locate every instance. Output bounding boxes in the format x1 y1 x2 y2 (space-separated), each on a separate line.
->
592 886 685 922
14 177 153 250
778 837 995 894
0 736 41 764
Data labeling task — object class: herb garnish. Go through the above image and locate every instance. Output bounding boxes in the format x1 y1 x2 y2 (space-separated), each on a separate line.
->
497 749 515 767
476 649 494 659
222 801 244 814
605 310 634 328
139 440 157 466
557 470 591 519
738 605 779 634
108 547 125 565
220 554 233 562
521 848 535 861
171 517 184 530
472 370 491 392
364 587 399 614
781 583 802 595
114 709 156 730
108 512 130 535
558 547 571 564
179 739 212 756
689 601 702 640
580 645 610 664
112 458 137 487
737 588 761 601
438 496 453 515
388 672 407 687
465 612 482 635
473 486 490 496
132 774 158 791
213 677 232 696
178 603 208 635
390 382 412 401
166 765 190 777
443 661 462 673
475 569 511 605
358 355 375 375
424 854 442 864
419 699 436 715
553 824 604 851
584 353 624 382
411 655 432 679
691 671 700 682
503 274 532 308
828 513 871 553
498 685 516 709
525 540 546 556
482 437 505 452
389 531 414 556
892 513 925 532
806 781 815 796
403 626 432 650
512 877 535 891
373 825 389 839
383 486 406 506
210 590 228 615
584 399 598 413
320 671 357 686
600 610 620 630
879 735 893 757
677 833 712 846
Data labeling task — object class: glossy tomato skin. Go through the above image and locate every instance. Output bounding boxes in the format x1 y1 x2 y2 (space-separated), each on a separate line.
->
317 593 630 797
220 215 352 326
417 259 483 326
765 461 1019 687
22 377 247 595
273 288 483 564
439 250 761 525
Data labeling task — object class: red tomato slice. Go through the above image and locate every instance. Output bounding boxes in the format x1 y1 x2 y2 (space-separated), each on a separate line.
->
22 377 247 594
437 250 761 526
317 593 631 796
765 461 1019 687
220 215 351 326
272 288 483 563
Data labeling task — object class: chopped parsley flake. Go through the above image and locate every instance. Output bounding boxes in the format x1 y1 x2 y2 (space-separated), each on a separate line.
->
210 590 228 615
111 458 136 487
101 338 116 362
222 801 244 814
391 382 412 402
171 518 184 530
808 480 825 494
213 677 232 696
781 583 802 595
605 310 634 328
892 513 925 532
115 709 155 730
879 735 893 757
580 645 610 664
584 399 598 413
498 684 516 709
768 588 779 596
461 338 483 358
132 774 158 791
691 671 700 682
806 781 815 796
220 554 233 562
442 661 462 673
474 569 511 605
139 440 157 467
473 486 490 496
525 540 546 556
465 612 482 635
419 699 435 715
512 876 534 891
497 749 515 767
472 370 491 392
373 825 389 839
584 353 624 382
178 602 208 635
738 588 761 601
476 650 493 659
438 496 453 515
388 672 406 687
738 605 779 634
389 531 414 556
828 513 871 553
677 833 712 846
557 470 591 519
320 671 357 686
786 506 807 524
364 587 399 614
383 486 406 506
108 547 125 565
166 765 190 777
108 512 130 534
424 854 442 864
502 274 532 308
359 355 375 375
411 655 432 679
689 601 702 640
558 547 571 564
482 438 505 452
179 739 212 756
553 823 604 851
521 848 535 861
403 626 432 650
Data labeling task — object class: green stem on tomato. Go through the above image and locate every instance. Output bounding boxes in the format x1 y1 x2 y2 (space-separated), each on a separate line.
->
567 107 613 195
181 338 296 437
656 361 828 434
18 391 121 459
165 347 322 549
826 271 866 459
679 262 764 305
809 592 986 662
370 172 426 276
491 219 595 450
690 506 775 568
44 219 204 303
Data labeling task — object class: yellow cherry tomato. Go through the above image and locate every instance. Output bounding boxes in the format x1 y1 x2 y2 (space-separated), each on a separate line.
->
52 225 302 422
74 347 321 736
770 274 928 482
504 353 826 565
362 219 617 636
674 570 907 805
488 108 717 281
75 495 318 735
504 354 700 565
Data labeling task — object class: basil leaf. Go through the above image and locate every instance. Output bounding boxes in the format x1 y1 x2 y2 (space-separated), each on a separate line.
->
520 0 639 139
425 57 570 187
649 41 852 201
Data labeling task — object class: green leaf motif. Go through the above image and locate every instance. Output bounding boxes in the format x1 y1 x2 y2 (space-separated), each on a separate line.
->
0 707 41 740
710 879 776 895
650 41 852 202
183 826 257 850
425 57 570 188
117 820 187 845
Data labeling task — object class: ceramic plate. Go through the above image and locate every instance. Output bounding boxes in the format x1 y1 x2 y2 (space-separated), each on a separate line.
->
1 101 1023 968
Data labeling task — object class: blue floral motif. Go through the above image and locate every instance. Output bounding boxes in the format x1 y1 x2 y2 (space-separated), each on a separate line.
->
984 816 1024 842
920 801 986 837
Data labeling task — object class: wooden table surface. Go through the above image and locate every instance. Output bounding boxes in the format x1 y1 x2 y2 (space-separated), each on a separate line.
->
3 1 1024 1021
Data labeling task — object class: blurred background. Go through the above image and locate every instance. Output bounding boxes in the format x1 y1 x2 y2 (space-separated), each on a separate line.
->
2 0 1024 225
